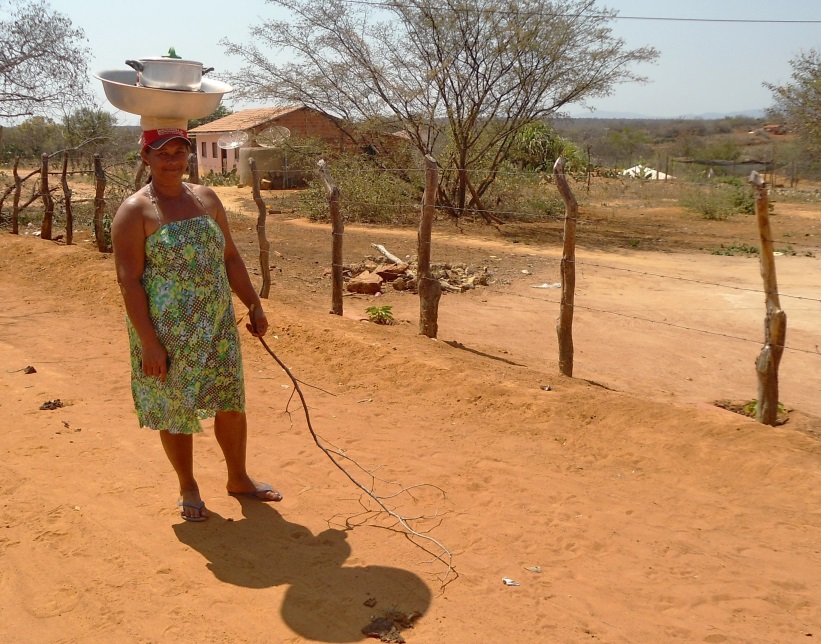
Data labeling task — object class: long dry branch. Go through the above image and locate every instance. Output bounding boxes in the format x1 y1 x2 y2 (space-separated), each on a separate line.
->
253 332 455 585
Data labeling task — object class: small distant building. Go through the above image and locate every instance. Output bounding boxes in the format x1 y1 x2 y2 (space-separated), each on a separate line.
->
622 164 675 180
189 105 349 178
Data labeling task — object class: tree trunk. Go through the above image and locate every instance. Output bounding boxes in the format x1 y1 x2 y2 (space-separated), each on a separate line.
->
317 159 343 315
93 154 109 252
553 157 577 377
419 155 441 338
463 171 503 225
249 157 272 299
40 153 54 240
750 171 786 425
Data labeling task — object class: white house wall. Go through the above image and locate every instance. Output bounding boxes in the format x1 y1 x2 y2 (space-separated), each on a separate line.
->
192 133 247 176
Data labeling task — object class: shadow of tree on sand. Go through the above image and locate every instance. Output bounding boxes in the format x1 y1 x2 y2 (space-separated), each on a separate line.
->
173 499 432 642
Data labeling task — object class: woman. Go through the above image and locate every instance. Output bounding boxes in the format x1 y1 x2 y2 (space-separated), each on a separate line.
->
112 128 281 522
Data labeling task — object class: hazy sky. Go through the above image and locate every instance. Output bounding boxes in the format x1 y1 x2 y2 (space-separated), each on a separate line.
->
46 0 821 123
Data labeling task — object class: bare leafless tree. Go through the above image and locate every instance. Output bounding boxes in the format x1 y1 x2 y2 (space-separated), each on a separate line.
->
0 0 91 120
222 0 657 217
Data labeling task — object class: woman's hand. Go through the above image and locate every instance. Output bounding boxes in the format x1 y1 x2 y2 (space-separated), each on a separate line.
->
141 340 169 382
246 304 269 337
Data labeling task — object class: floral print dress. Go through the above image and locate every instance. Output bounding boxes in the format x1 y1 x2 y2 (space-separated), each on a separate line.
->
127 185 244 434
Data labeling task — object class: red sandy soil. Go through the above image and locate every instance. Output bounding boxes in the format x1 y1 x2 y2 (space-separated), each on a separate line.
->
1 185 820 642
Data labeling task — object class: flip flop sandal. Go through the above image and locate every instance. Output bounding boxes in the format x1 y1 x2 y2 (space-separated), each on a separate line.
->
178 499 208 522
228 482 283 502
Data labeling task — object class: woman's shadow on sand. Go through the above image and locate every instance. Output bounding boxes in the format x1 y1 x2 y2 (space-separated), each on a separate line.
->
173 499 432 642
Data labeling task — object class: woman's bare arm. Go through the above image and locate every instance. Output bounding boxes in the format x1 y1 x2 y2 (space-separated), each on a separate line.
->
194 185 269 337
111 196 169 380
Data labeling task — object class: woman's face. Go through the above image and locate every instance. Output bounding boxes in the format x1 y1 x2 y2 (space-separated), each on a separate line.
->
142 139 190 180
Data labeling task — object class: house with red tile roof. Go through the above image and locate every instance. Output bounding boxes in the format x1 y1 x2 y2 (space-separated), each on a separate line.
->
189 105 348 177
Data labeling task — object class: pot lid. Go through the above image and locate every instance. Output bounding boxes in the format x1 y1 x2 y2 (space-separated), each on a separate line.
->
137 57 204 65
138 47 202 65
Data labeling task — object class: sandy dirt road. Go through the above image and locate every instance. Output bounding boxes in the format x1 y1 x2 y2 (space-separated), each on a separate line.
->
1 190 820 642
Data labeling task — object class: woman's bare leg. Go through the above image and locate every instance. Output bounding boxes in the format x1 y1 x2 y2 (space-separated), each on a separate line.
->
159 430 207 519
214 410 281 501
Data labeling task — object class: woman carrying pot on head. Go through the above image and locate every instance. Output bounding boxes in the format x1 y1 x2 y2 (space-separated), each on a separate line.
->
112 127 281 522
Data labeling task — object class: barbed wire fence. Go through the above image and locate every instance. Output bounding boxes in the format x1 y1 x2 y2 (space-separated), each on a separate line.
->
305 156 821 425
2 150 820 420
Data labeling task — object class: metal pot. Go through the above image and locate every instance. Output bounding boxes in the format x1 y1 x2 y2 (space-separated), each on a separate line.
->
125 57 214 92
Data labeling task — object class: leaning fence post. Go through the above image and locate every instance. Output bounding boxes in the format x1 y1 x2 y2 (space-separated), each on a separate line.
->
553 157 578 377
61 151 73 245
418 155 441 338
249 157 271 299
317 159 343 315
93 154 109 252
750 171 786 425
40 153 54 240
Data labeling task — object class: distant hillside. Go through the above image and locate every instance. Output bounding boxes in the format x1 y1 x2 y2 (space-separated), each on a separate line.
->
565 108 767 121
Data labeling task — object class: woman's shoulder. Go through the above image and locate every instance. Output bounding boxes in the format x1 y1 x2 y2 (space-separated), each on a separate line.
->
115 187 151 221
185 183 225 215
185 182 217 201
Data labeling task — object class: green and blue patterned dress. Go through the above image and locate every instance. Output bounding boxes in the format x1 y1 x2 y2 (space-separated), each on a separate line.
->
126 185 244 434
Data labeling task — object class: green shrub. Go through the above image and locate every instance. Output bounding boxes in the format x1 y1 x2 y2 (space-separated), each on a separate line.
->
680 180 754 220
712 242 759 256
201 169 239 187
366 305 395 325
482 168 566 221
301 153 423 225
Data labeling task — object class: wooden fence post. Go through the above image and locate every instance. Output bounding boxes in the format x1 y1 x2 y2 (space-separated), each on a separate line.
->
61 151 73 245
187 152 199 185
93 154 109 252
750 171 786 425
553 157 578 377
317 159 343 315
418 155 441 338
248 157 271 299
40 153 54 240
11 157 21 235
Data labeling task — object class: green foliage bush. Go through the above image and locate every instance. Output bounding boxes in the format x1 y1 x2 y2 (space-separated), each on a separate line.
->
365 305 395 325
301 153 422 225
483 167 566 221
509 122 586 172
201 169 239 187
680 179 754 220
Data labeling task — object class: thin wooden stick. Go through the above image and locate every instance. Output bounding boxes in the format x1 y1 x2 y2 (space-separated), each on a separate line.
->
256 335 454 584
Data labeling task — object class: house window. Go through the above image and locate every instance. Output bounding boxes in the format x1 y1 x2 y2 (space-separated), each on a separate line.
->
212 142 218 158
201 142 207 158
